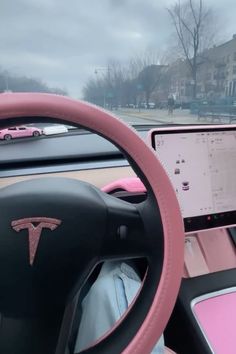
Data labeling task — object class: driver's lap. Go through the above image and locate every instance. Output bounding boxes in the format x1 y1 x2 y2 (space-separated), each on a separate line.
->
75 261 165 353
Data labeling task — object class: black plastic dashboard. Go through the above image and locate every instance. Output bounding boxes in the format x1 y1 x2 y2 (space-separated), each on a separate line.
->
0 127 150 177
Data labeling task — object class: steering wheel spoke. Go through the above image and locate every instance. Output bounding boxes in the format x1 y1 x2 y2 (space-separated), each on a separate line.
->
97 191 148 259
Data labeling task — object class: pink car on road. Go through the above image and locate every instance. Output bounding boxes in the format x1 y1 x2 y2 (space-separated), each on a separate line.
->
0 126 42 140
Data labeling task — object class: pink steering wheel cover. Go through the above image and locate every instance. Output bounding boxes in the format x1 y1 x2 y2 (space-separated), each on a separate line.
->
0 93 184 354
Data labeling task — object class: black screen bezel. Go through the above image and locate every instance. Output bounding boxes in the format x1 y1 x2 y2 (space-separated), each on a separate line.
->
151 125 236 233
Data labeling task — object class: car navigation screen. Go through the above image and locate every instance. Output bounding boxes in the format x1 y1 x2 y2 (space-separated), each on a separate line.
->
151 126 236 233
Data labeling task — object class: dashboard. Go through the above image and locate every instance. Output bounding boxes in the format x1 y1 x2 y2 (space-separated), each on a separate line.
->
0 166 135 190
0 127 137 190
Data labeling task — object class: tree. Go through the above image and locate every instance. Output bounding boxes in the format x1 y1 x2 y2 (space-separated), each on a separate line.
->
129 50 168 106
0 68 67 95
138 64 168 106
83 61 129 108
83 51 168 107
104 59 127 108
83 77 106 106
167 0 217 99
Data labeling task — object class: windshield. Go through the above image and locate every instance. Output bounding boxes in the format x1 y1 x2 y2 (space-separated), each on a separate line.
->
1 0 236 127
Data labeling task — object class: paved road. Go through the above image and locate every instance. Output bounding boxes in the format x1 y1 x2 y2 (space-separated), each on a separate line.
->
114 108 199 125
29 108 198 126
0 108 200 147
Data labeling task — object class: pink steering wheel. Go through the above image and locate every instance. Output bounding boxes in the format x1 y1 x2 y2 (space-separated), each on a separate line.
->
0 93 184 354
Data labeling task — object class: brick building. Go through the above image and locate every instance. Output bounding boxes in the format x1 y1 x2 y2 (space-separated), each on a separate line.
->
169 35 236 102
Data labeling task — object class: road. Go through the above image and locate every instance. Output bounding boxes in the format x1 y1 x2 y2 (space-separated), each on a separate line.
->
0 108 200 147
114 108 199 125
1 108 199 131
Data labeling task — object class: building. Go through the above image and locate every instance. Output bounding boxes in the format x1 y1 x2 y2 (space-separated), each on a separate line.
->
168 59 192 102
169 34 236 102
198 34 236 98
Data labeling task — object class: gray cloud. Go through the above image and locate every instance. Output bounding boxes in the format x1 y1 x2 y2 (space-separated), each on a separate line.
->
0 0 234 97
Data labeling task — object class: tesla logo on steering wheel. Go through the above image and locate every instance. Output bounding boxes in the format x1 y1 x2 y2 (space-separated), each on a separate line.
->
11 217 62 266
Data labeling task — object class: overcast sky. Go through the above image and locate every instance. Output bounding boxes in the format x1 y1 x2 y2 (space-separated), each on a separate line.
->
0 0 235 97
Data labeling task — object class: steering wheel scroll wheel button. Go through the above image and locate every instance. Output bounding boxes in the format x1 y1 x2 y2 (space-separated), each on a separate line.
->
117 225 128 240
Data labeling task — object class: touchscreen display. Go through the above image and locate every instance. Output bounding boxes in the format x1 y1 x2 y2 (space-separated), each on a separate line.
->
151 127 236 232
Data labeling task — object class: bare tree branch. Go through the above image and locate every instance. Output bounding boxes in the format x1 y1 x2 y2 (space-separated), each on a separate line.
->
167 0 218 99
167 6 194 72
